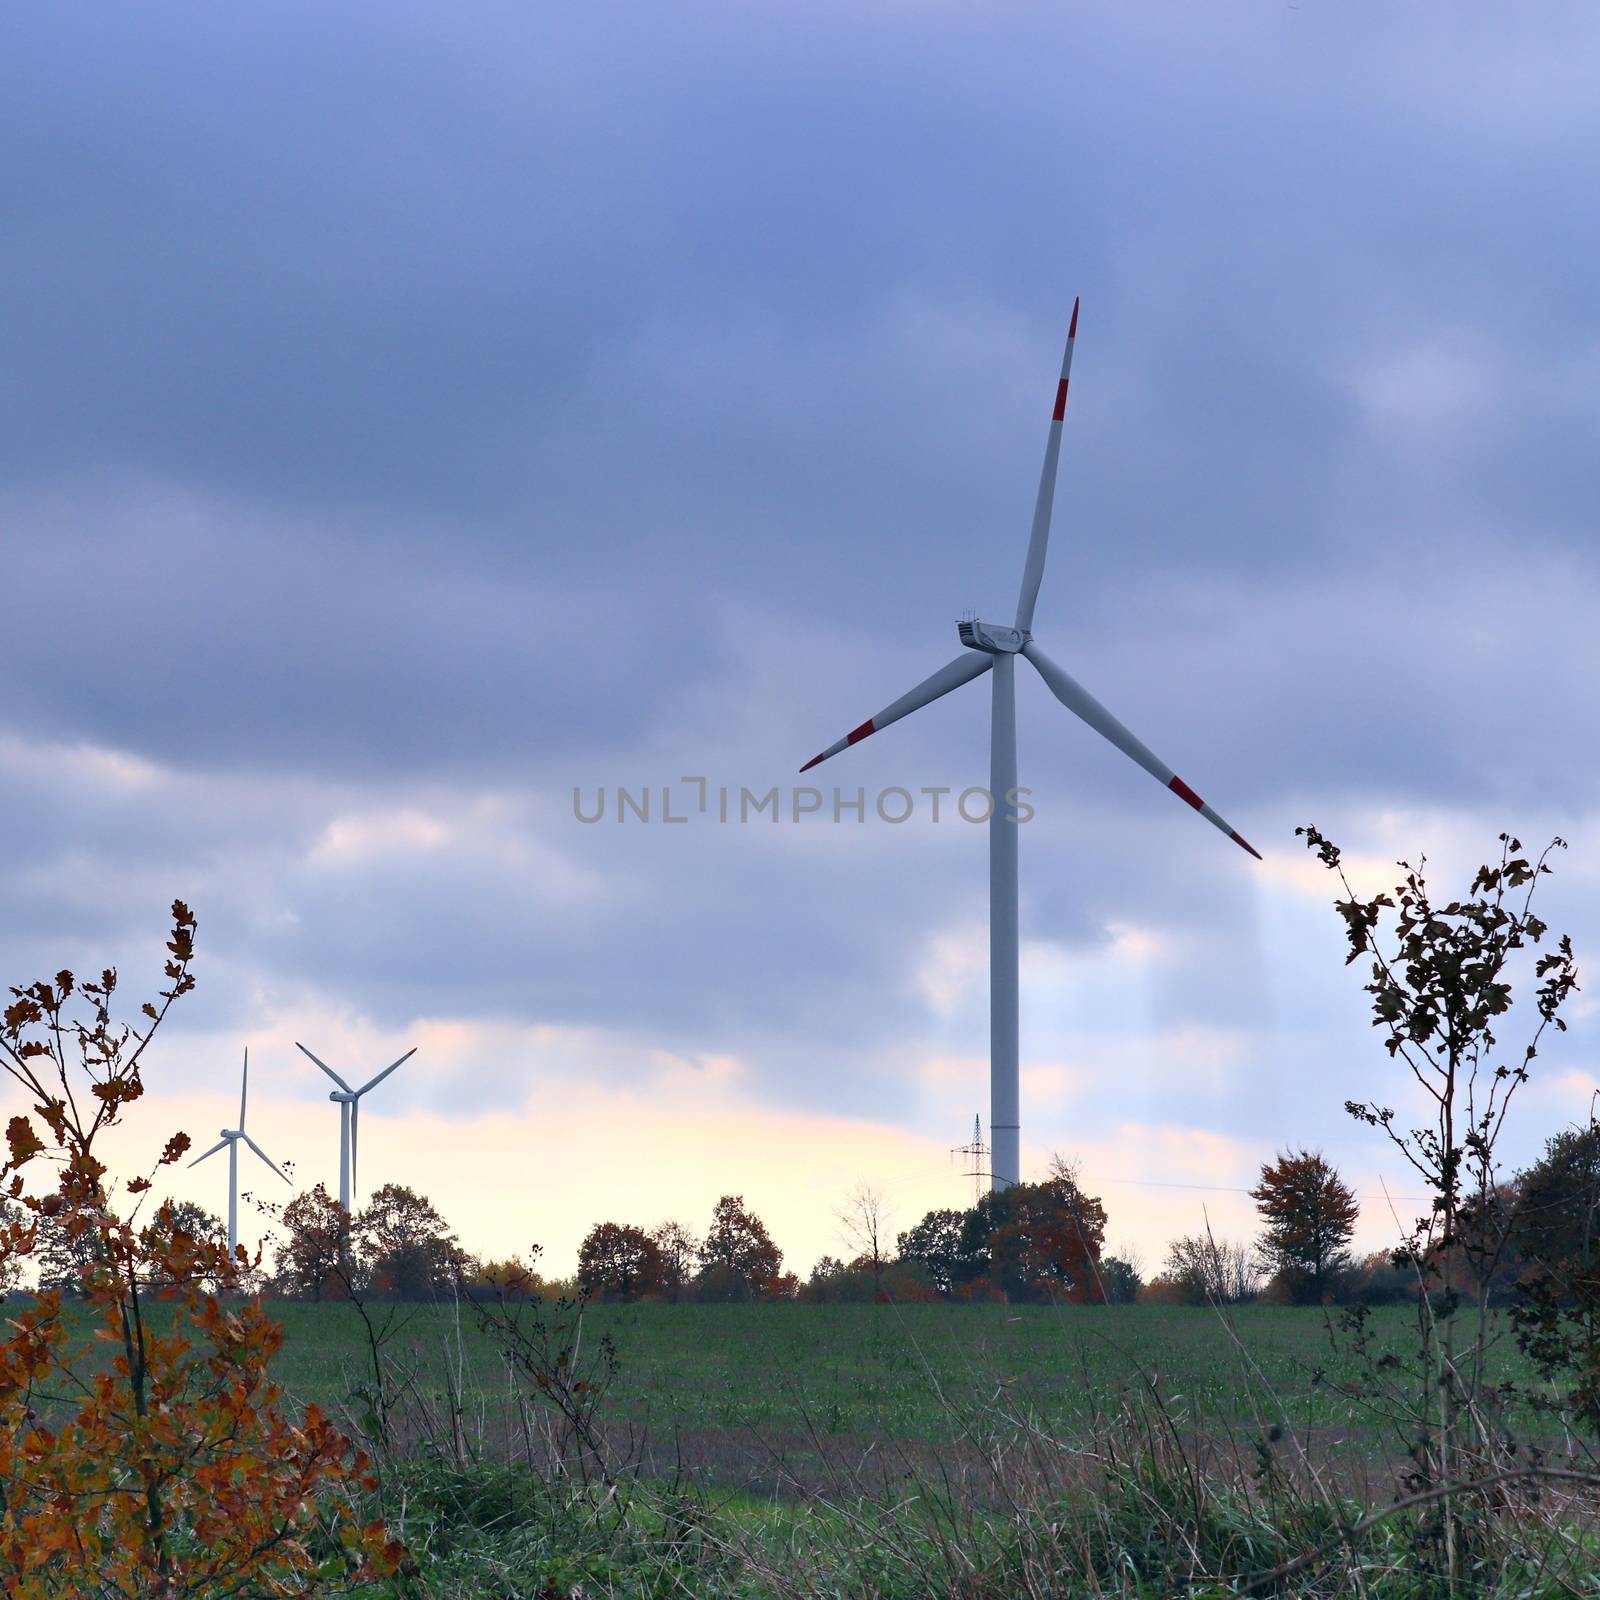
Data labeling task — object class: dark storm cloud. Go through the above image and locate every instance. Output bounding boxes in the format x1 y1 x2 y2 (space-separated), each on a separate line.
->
2 3 1598 1170
6 3 1597 579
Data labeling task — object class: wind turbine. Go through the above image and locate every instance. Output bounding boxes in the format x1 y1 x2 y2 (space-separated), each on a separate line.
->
798 300 1259 1191
295 1042 416 1214
189 1048 291 1255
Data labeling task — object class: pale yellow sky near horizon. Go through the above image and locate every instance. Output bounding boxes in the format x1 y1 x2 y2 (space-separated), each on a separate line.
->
54 1059 1503 1282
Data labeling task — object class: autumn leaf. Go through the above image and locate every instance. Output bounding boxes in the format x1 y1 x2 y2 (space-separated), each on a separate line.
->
5 1117 44 1169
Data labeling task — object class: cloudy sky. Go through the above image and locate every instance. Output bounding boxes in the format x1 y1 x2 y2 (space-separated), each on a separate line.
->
3 2 1597 1277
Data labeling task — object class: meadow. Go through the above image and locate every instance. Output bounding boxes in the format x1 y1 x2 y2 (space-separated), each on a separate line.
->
252 1299 1600 1598
272 1298 1521 1452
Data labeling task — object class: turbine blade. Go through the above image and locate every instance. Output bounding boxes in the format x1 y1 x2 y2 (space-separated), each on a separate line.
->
357 1046 416 1096
1014 298 1080 636
188 1137 229 1168
1022 641 1261 858
296 1042 353 1093
239 1046 249 1130
242 1132 291 1184
350 1099 359 1201
798 652 993 772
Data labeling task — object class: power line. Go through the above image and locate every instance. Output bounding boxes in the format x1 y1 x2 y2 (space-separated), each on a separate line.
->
1094 1177 1433 1203
951 1114 989 1205
884 1151 1437 1208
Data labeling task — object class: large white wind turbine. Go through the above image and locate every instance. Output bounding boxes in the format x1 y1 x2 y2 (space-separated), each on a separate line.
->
295 1042 416 1214
798 301 1259 1191
189 1048 291 1255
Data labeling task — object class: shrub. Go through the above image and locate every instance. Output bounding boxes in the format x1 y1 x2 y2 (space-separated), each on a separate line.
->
0 903 402 1595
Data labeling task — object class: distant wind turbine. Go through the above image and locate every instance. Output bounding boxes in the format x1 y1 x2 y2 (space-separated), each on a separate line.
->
295 1042 416 1214
189 1048 291 1255
798 300 1260 1191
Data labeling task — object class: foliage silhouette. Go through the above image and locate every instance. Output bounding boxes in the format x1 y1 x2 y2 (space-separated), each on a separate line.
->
1251 1148 1358 1302
0 903 401 1596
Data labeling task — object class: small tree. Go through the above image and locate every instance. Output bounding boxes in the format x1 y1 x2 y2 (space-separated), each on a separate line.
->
696 1195 783 1299
1251 1148 1359 1303
1300 826 1579 1580
1098 1254 1144 1305
577 1221 665 1301
356 1182 469 1299
650 1220 698 1302
834 1181 893 1297
896 1207 965 1297
271 1182 350 1299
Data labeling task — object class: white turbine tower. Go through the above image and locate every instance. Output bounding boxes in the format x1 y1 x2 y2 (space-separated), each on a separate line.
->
295 1042 416 1214
798 300 1260 1191
188 1048 291 1255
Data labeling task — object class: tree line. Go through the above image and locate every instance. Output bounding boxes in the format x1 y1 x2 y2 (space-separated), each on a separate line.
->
18 1123 1584 1311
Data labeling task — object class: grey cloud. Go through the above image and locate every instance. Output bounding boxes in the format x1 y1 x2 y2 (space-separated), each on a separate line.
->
3 2 1599 1195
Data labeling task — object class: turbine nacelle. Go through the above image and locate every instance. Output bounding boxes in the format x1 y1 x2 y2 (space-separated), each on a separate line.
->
958 618 1024 655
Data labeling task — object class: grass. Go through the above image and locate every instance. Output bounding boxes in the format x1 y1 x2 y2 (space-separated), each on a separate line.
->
268 1298 1533 1445
249 1298 1600 1597
43 1296 1582 1595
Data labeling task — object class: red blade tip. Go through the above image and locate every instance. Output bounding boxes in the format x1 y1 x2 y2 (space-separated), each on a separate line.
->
799 753 826 773
1167 775 1204 812
1068 297 1080 338
1231 831 1262 861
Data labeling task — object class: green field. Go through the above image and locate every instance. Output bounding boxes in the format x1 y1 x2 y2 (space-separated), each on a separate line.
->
252 1299 1597 1597
268 1298 1534 1461
36 1295 1588 1594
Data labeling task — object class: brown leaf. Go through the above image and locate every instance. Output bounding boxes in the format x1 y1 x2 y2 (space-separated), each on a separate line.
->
5 1116 45 1169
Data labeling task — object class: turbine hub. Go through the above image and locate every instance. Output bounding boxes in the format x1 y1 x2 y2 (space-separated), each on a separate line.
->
957 618 1023 655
